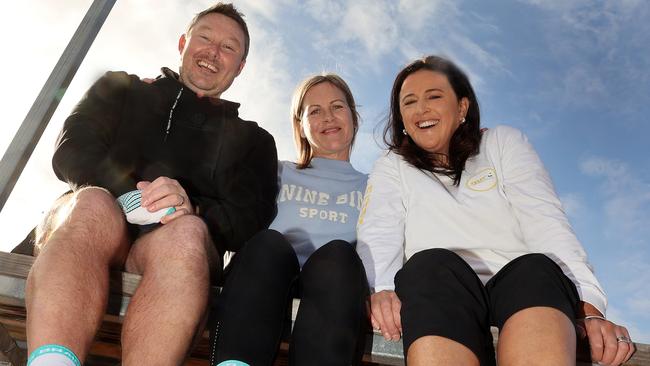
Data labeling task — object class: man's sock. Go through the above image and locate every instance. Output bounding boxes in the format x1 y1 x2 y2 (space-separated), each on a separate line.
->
27 344 81 366
116 189 175 225
216 361 250 366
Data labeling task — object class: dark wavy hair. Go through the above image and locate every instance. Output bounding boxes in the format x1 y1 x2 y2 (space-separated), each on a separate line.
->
383 55 482 185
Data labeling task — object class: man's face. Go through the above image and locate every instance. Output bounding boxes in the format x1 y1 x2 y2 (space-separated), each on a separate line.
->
178 13 246 98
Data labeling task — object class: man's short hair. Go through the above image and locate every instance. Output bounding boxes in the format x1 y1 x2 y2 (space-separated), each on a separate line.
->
186 2 250 60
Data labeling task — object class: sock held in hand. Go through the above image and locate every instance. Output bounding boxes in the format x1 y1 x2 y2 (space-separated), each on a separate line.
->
117 190 175 225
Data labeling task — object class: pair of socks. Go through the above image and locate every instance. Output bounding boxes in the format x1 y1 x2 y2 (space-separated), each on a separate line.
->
28 344 250 366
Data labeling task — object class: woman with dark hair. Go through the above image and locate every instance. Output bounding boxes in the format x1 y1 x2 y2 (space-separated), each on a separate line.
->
357 55 634 366
210 74 369 366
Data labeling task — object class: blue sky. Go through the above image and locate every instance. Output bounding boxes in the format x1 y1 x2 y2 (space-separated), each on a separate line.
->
1 0 649 343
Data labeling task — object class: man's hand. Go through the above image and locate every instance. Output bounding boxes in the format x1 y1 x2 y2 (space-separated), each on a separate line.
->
370 290 402 341
138 177 193 224
578 302 635 366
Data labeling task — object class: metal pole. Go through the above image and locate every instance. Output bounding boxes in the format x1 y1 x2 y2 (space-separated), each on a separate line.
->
0 0 116 211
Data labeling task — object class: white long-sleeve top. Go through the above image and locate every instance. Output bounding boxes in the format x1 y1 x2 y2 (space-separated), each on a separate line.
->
357 125 607 315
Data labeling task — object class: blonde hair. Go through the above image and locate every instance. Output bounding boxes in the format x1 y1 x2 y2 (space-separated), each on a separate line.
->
290 74 360 169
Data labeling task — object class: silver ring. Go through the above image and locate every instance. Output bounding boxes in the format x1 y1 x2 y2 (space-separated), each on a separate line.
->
616 335 632 343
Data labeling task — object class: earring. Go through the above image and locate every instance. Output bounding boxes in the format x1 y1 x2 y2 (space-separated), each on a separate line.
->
402 129 408 136
461 117 466 124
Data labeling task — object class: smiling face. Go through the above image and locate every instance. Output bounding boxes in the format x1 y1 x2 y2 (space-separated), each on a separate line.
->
300 82 355 162
178 13 246 98
399 69 469 157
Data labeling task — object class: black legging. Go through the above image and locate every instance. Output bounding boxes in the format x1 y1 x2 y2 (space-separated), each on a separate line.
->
210 229 369 366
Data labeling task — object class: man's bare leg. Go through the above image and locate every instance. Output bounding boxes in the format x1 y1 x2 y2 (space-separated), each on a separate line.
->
26 187 131 361
121 214 218 366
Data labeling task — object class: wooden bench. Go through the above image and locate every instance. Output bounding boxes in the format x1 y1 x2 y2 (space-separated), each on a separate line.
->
1 251 649 366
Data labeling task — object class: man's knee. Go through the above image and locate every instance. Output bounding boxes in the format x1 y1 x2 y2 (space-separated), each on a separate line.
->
34 192 75 254
164 215 209 242
35 187 127 256
146 215 213 269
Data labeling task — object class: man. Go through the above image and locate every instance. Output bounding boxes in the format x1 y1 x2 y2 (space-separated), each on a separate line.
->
25 3 278 366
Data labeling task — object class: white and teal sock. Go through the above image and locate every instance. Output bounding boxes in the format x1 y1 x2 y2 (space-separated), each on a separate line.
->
217 361 250 366
116 189 176 225
27 344 81 366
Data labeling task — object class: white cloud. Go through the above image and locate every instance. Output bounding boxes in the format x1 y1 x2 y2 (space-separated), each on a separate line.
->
397 0 447 31
517 0 650 112
299 0 504 77
628 297 650 317
303 0 346 24
397 42 425 63
338 1 399 58
559 67 607 106
510 112 554 139
518 0 591 12
559 193 584 218
614 255 650 305
580 157 650 243
235 0 285 22
447 33 507 77
580 157 627 178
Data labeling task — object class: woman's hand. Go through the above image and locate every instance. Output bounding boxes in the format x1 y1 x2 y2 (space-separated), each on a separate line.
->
578 302 635 366
370 290 402 341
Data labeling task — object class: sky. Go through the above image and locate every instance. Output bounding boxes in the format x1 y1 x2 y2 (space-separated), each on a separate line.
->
1 0 649 344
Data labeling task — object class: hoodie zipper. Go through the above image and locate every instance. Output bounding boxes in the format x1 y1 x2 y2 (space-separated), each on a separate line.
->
210 320 221 365
164 87 184 142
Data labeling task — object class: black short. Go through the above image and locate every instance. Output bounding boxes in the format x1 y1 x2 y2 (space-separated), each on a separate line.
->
395 248 580 366
128 222 161 239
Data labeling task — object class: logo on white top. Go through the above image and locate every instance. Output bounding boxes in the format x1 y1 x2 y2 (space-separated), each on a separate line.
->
466 168 497 191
